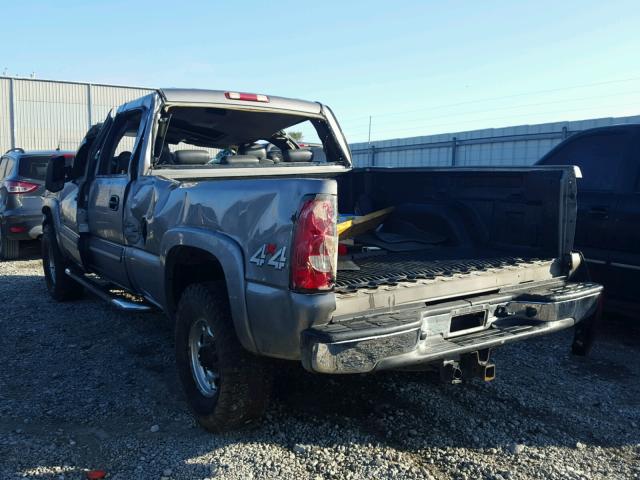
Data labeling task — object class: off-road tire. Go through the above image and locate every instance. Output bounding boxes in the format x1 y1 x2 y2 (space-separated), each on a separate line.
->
42 222 84 301
175 282 272 432
0 226 20 260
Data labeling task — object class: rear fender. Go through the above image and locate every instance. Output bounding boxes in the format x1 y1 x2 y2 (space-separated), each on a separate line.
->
160 227 256 352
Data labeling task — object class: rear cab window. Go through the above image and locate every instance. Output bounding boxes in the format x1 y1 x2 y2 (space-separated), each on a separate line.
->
151 105 347 170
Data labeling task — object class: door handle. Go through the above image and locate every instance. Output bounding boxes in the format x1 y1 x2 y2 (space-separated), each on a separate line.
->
108 194 120 211
588 206 609 218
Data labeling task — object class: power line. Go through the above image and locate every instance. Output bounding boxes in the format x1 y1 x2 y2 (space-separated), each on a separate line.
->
339 75 640 125
344 88 640 133
347 101 640 142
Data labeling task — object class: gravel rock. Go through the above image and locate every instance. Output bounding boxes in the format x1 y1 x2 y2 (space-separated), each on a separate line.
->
1 253 639 480
509 443 525 455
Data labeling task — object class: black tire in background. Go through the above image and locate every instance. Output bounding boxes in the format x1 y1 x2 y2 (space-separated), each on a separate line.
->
41 222 84 301
175 281 272 432
0 226 20 260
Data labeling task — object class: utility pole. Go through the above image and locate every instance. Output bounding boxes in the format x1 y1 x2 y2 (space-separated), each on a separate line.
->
8 77 16 149
367 115 372 144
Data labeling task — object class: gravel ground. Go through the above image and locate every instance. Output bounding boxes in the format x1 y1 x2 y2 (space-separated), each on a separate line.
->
1 247 639 480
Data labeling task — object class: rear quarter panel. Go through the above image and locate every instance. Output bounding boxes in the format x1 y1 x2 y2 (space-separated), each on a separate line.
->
134 176 337 287
124 175 338 357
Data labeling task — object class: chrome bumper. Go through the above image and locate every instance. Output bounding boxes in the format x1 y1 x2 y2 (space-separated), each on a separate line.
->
301 281 602 374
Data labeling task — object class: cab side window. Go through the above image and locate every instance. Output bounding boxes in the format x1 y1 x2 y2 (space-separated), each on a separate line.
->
546 131 632 191
97 111 144 176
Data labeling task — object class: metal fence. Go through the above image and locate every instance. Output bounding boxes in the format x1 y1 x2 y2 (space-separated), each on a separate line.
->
350 114 640 167
0 76 153 153
2 76 639 165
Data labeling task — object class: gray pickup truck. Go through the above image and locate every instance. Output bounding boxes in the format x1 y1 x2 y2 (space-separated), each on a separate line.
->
42 88 602 432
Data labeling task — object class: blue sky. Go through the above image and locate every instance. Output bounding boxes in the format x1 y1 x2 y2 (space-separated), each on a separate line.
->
2 0 640 142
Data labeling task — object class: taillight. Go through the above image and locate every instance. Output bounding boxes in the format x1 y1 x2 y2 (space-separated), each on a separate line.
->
291 195 338 292
225 91 269 102
5 180 39 194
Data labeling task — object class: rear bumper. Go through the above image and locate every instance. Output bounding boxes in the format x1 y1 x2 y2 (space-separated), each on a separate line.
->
2 213 43 240
301 281 602 374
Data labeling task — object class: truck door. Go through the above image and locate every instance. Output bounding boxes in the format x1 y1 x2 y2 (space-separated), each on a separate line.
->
57 121 112 265
86 109 146 288
603 129 640 309
539 129 633 286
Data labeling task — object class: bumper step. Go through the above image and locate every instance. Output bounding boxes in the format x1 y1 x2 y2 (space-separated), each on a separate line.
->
302 280 602 374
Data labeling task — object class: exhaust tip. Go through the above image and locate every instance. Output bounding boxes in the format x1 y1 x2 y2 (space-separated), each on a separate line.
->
484 363 496 381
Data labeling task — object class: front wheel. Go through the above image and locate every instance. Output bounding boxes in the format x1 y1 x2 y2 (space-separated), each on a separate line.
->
175 282 271 432
42 222 84 301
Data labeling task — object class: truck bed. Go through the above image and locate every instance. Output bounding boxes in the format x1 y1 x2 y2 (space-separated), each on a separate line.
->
334 167 576 301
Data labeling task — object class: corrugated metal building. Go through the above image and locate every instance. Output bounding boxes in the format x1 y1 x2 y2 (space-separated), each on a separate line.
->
0 76 152 152
1 76 639 165
350 114 640 168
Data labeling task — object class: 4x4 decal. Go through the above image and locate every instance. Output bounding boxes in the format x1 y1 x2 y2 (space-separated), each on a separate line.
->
250 244 287 270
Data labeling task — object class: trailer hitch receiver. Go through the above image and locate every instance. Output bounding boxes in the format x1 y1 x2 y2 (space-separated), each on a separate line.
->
439 349 496 383
461 349 495 382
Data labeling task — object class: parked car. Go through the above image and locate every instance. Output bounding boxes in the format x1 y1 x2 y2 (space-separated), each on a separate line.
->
0 148 74 259
42 89 601 432
536 124 640 315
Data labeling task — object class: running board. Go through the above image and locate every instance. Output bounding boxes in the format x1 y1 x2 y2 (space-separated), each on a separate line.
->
64 268 153 312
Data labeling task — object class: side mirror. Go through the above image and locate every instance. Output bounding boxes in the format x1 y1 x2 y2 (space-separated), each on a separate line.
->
45 155 66 193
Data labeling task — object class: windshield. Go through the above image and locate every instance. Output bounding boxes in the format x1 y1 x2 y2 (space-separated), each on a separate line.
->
153 106 346 168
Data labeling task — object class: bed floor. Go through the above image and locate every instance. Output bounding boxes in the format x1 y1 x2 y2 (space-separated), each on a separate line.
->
335 247 552 292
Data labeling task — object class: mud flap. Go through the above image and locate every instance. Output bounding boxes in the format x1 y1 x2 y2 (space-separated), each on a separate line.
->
572 295 602 356
570 251 601 356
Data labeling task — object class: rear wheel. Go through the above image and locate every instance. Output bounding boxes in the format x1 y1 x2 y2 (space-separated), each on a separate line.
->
175 282 271 432
0 226 20 260
42 222 84 301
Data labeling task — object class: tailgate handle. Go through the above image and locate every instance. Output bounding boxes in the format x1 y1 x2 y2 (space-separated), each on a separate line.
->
108 194 120 211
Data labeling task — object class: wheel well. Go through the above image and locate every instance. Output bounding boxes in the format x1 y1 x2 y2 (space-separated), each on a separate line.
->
42 207 52 224
166 246 227 314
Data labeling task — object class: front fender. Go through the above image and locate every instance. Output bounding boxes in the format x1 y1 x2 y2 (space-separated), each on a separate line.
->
42 195 84 266
42 197 61 230
160 227 256 353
